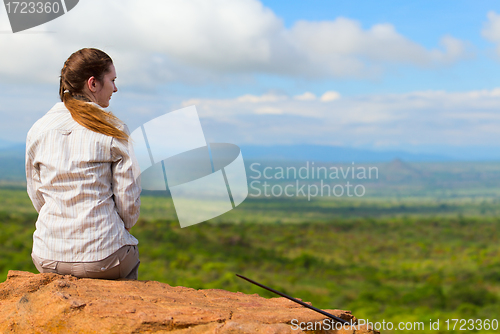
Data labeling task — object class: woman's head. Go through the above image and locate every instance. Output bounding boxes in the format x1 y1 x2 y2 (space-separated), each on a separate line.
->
59 48 127 140
60 48 117 108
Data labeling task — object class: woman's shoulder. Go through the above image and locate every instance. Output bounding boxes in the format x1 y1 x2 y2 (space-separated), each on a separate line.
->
27 102 101 142
27 103 69 134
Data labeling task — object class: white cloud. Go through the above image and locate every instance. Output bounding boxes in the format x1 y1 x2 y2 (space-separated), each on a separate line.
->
437 35 469 63
0 0 469 86
294 92 316 101
5 85 500 148
482 11 500 55
293 91 340 102
320 91 341 102
236 93 287 103
255 106 283 114
178 88 500 147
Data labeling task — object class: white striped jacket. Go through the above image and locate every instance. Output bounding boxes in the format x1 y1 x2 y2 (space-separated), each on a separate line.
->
26 102 141 262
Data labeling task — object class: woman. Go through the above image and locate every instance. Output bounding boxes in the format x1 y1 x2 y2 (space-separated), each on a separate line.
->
26 48 141 279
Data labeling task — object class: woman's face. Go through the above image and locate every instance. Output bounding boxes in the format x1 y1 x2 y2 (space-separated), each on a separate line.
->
94 64 118 108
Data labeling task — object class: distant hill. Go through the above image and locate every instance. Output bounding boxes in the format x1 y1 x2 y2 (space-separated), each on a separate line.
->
0 139 23 150
383 158 427 181
3 141 500 162
240 144 452 162
0 142 496 184
2 143 500 198
0 144 25 181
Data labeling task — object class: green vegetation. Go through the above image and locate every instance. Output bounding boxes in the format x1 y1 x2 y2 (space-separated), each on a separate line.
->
2 159 500 333
1 183 500 333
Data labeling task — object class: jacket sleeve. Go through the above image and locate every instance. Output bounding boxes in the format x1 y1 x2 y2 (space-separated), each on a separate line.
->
110 127 141 229
25 135 45 213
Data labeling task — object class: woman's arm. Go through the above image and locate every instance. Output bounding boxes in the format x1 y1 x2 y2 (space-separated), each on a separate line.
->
25 136 45 213
110 129 141 230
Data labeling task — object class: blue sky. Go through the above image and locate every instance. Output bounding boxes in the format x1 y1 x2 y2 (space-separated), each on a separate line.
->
2 0 500 159
256 0 500 96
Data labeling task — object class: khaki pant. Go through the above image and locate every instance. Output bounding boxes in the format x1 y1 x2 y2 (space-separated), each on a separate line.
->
31 245 140 280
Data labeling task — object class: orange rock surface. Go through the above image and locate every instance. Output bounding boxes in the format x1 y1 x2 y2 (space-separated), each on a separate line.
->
0 271 378 333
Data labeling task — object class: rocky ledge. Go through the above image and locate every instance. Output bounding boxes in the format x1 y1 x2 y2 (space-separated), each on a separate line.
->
0 271 377 333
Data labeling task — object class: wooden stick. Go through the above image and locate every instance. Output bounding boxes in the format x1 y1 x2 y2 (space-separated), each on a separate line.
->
236 274 349 324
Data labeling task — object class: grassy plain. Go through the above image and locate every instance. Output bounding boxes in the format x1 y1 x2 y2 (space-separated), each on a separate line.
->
1 160 500 333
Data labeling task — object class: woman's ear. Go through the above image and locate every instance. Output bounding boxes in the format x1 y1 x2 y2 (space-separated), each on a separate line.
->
87 76 98 93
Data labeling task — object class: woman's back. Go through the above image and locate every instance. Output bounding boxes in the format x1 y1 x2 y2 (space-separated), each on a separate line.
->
27 102 140 262
27 48 141 279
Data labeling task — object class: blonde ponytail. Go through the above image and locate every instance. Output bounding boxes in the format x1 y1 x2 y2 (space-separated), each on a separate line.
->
59 48 128 141
62 92 128 140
